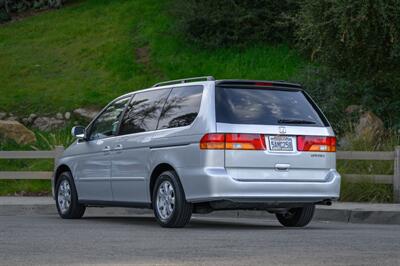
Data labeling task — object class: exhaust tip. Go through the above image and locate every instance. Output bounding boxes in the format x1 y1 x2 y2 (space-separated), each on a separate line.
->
318 200 332 206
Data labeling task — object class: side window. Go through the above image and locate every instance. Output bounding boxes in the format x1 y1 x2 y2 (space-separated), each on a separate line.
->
88 97 129 141
157 85 203 129
119 89 170 135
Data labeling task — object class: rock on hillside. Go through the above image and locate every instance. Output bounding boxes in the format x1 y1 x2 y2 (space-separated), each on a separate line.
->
355 111 384 142
32 117 65 132
73 108 100 121
339 110 385 148
0 120 36 145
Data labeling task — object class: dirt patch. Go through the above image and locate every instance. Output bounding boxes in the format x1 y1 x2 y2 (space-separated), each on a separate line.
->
135 45 164 78
136 46 151 66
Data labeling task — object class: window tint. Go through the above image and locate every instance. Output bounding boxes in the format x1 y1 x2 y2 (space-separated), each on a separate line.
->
157 85 203 129
119 89 170 135
215 87 326 127
88 97 129 140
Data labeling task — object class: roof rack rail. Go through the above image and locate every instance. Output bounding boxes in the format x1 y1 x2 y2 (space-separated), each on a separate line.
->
215 79 302 89
152 76 215 87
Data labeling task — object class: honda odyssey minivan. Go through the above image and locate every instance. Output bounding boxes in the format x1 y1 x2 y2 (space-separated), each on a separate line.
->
53 77 341 228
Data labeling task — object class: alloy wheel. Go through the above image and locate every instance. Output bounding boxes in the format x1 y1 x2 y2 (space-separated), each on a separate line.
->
156 180 175 220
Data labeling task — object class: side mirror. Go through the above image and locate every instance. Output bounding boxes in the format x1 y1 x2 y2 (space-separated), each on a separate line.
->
71 126 86 140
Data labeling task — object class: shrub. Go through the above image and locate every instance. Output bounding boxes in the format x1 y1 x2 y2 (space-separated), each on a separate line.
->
296 0 400 79
172 0 299 48
31 130 74 151
292 66 351 133
0 0 67 23
294 66 400 133
0 6 10 22
295 1 400 130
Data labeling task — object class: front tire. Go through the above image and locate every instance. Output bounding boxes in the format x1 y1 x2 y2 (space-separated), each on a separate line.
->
152 170 192 228
276 205 315 227
55 171 85 219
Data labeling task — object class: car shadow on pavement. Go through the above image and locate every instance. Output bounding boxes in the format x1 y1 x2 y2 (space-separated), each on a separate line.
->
80 215 322 230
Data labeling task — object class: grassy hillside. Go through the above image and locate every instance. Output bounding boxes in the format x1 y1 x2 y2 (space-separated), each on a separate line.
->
0 0 305 115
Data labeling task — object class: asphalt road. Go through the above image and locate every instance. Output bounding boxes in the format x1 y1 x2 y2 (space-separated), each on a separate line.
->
1 213 399 266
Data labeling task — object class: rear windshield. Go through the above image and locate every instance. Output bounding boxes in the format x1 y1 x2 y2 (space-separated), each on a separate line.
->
215 87 328 127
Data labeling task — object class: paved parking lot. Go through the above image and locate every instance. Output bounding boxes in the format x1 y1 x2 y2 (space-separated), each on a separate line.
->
1 213 399 265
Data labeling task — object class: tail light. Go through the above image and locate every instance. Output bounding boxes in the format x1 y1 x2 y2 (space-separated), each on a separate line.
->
225 134 266 150
297 136 336 152
199 133 225 149
200 133 266 150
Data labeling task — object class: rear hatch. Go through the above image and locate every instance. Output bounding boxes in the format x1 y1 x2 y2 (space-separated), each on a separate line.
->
213 81 336 182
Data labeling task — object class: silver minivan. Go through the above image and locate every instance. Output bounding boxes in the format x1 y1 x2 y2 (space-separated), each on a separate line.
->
53 77 341 228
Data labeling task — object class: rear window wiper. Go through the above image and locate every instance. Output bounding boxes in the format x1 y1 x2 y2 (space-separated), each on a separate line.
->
277 119 316 124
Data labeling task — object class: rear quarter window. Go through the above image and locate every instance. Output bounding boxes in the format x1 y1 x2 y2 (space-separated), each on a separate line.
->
157 85 203 129
215 87 328 127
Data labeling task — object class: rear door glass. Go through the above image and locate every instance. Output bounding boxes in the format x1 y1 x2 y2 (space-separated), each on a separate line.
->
119 89 170 135
215 87 326 126
157 85 203 129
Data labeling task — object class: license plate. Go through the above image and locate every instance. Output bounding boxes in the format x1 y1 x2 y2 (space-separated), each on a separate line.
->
269 136 293 151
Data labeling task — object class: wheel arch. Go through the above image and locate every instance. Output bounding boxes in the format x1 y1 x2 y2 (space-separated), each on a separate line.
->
149 163 178 201
54 164 72 190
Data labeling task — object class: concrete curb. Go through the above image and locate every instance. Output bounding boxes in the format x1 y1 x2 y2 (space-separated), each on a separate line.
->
1 198 399 225
202 208 400 225
316 209 400 225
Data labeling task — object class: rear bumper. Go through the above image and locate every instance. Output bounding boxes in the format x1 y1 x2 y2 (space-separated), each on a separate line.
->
178 167 341 204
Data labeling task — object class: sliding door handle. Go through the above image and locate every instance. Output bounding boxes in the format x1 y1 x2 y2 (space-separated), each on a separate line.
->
114 144 123 150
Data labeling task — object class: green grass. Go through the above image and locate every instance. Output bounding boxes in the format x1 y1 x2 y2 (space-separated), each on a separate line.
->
0 0 305 116
340 180 393 203
0 180 51 196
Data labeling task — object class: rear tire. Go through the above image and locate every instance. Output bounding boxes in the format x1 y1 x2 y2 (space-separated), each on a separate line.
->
55 171 86 219
152 170 192 228
276 205 315 227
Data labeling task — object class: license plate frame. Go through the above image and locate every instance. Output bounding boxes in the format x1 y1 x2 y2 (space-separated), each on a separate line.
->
268 136 294 152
